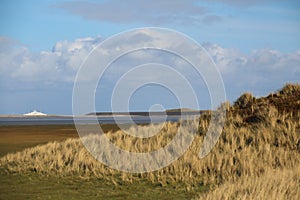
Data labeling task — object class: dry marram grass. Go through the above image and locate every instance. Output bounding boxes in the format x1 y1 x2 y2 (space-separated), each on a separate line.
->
195 165 300 200
0 83 300 198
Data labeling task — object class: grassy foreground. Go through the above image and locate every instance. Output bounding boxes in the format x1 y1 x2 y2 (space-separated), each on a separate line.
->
1 83 300 199
0 170 203 200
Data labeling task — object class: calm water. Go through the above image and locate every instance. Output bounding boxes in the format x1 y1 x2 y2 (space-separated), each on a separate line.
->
0 115 191 126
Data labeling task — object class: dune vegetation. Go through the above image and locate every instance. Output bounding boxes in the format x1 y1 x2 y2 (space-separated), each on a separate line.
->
1 83 299 199
194 165 300 200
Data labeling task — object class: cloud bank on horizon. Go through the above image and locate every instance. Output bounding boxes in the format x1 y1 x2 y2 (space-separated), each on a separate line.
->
0 0 299 114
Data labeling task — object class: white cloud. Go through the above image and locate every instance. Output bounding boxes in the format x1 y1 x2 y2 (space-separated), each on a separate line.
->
204 43 300 97
0 36 102 83
203 43 247 73
0 33 299 102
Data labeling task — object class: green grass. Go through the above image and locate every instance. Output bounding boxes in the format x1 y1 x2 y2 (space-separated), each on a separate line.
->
0 170 207 200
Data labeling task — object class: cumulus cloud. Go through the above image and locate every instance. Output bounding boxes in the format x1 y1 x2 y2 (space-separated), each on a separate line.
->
0 35 102 83
204 43 300 97
56 0 222 25
1 33 299 102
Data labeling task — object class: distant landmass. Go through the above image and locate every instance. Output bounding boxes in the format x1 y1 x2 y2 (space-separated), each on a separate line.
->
87 108 206 116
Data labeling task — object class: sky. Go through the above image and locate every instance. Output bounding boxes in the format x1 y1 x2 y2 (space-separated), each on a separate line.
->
0 0 299 115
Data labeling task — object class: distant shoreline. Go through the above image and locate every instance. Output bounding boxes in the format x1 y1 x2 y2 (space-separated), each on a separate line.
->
0 111 204 126
87 110 205 116
0 109 206 118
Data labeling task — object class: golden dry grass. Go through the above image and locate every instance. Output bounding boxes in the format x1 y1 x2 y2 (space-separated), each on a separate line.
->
0 83 299 198
195 165 300 200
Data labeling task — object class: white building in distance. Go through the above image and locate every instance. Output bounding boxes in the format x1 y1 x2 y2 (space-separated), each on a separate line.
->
24 110 47 116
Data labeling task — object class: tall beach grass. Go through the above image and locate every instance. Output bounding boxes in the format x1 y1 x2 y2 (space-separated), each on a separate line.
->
1 83 299 198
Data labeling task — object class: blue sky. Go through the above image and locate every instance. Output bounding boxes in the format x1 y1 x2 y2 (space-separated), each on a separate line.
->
0 0 299 114
1 0 300 52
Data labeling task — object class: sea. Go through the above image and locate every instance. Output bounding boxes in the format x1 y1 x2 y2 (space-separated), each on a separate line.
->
0 115 195 126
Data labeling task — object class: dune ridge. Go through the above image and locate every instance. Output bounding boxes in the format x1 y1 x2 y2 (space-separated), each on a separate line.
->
1 83 299 199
